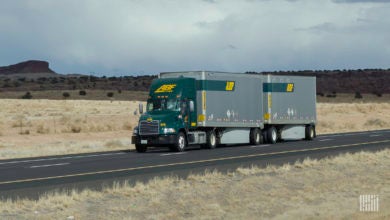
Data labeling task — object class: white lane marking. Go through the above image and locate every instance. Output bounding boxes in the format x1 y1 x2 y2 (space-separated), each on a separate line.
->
319 139 333 142
319 134 343 138
251 145 271 148
0 152 126 166
319 130 389 138
370 134 382 137
30 163 69 169
160 152 187 156
343 133 363 136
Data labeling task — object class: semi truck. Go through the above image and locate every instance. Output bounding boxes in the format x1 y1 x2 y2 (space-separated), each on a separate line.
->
132 71 316 153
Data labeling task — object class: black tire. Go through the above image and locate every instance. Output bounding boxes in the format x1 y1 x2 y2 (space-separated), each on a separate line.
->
250 128 262 145
305 125 315 140
205 130 217 149
262 130 268 144
267 126 278 144
135 144 147 153
174 132 187 152
168 145 177 152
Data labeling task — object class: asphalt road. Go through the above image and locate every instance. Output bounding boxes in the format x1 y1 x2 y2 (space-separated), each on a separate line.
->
0 129 389 199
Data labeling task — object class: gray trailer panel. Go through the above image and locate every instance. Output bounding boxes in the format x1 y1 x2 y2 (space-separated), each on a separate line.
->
201 72 263 128
263 75 316 125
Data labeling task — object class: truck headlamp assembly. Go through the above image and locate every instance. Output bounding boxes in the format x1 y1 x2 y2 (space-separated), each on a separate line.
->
163 128 176 134
133 127 139 135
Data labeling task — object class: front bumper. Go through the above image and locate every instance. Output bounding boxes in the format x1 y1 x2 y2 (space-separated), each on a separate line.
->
132 134 177 146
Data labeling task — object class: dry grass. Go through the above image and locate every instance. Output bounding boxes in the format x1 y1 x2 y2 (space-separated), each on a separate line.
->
0 100 389 159
0 149 389 219
316 103 390 134
0 99 143 159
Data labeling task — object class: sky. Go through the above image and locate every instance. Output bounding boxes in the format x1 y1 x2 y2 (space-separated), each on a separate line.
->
0 0 389 76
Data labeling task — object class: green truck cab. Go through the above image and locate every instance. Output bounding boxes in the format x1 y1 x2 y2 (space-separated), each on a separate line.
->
132 77 198 152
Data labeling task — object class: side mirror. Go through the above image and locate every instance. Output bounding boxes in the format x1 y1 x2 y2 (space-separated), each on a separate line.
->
139 103 144 114
189 100 194 112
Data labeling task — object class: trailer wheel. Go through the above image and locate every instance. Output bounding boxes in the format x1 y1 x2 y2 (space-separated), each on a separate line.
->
305 125 315 140
205 130 217 149
267 126 278 144
175 132 187 152
135 144 147 153
250 128 262 145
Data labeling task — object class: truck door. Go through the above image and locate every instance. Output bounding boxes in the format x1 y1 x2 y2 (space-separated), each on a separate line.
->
181 99 195 130
180 100 189 129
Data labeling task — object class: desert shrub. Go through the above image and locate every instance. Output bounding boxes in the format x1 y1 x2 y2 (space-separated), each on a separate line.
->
21 92 33 99
63 92 70 99
354 92 363 99
13 81 21 87
364 118 388 127
19 129 30 135
79 90 87 96
2 83 11 88
326 94 336 98
71 125 81 133
104 140 124 148
122 121 133 130
107 92 114 98
36 124 50 134
118 89 122 94
316 92 324 97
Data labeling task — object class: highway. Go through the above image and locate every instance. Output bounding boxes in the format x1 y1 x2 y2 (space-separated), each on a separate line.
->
0 129 389 199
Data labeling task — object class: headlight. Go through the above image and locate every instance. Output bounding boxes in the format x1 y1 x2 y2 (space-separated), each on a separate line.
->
163 128 176 134
133 127 139 135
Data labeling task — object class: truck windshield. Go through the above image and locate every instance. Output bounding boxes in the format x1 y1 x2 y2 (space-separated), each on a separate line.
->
147 99 180 112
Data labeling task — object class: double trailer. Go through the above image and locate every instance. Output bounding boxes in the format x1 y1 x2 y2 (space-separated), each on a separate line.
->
132 71 316 152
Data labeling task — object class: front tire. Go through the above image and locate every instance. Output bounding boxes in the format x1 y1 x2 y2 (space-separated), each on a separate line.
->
267 126 278 144
135 144 147 153
174 132 187 152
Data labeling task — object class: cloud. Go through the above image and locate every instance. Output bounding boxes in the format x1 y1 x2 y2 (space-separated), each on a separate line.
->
0 0 389 75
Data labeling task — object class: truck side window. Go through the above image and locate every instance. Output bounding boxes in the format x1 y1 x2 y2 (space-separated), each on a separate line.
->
181 100 187 115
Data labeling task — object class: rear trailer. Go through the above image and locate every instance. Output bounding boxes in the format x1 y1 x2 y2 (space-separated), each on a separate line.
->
132 71 316 152
262 74 316 143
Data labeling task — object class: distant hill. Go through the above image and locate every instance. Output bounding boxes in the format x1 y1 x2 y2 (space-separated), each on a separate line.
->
0 60 389 95
0 60 56 75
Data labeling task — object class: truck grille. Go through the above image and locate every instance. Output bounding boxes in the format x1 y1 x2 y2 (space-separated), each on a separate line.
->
139 120 159 135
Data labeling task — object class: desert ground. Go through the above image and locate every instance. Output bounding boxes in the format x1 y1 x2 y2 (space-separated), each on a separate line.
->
0 99 389 159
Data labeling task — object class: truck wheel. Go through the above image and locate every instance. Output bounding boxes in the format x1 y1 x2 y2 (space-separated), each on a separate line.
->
267 126 278 144
175 132 187 152
305 125 315 140
135 144 147 153
205 130 217 149
250 128 262 145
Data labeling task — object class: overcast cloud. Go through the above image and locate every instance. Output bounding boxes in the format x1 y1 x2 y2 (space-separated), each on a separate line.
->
0 0 389 75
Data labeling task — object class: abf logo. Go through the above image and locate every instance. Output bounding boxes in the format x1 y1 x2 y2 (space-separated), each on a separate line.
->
155 84 176 93
225 81 235 91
